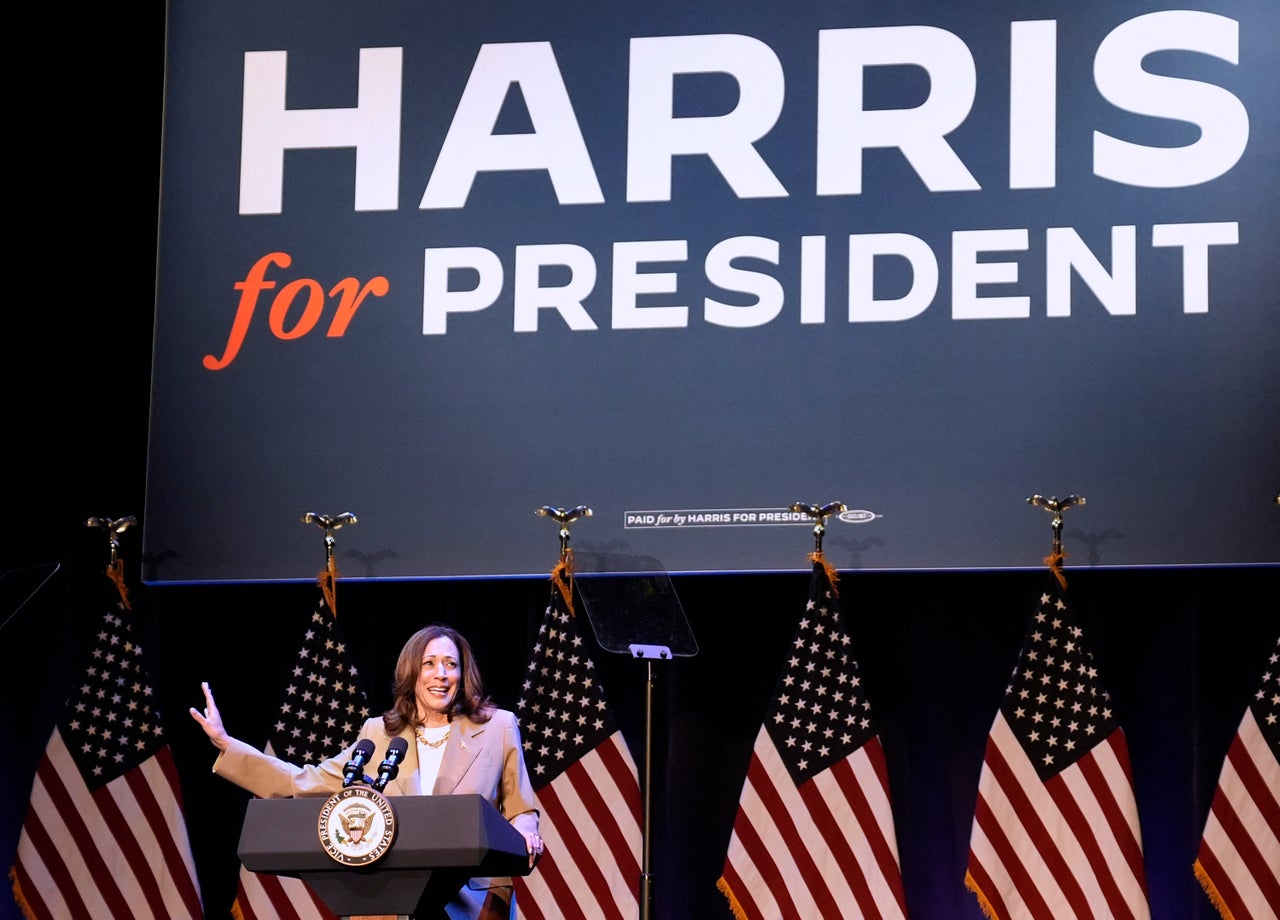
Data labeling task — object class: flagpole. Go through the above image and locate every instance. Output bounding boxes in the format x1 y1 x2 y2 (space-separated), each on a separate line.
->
86 514 138 607
302 510 357 616
1026 494 1085 585
788 501 846 557
534 504 667 918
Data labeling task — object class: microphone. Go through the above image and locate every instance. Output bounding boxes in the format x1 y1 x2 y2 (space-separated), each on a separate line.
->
342 738 376 788
372 737 409 791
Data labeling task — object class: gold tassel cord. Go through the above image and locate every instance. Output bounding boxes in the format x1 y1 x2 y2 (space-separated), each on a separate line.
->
551 550 575 617
318 555 339 618
809 550 840 598
106 558 132 610
1043 550 1068 590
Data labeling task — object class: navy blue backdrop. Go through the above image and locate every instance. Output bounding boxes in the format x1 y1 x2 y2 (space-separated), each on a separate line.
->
145 0 1280 580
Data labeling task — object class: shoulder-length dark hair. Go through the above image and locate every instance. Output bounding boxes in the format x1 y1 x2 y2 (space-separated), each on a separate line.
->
382 623 493 733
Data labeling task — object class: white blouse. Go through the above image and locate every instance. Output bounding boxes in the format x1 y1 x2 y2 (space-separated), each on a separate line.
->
414 723 450 793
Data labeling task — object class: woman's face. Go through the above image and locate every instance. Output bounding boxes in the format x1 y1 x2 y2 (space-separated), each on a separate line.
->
416 635 461 723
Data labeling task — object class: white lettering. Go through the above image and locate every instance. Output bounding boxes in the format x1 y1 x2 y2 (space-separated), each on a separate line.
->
240 48 402 215
627 34 787 202
849 233 938 322
513 244 599 331
704 237 783 328
1093 11 1248 188
611 240 689 329
800 235 827 324
421 42 603 208
1009 21 1057 189
421 220 1236 331
1151 222 1238 314
422 247 503 334
817 26 980 195
1046 226 1137 317
953 229 1030 320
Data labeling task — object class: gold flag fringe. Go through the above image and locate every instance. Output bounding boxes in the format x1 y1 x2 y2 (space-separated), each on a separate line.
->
551 550 575 616
715 876 750 920
809 550 840 597
9 868 37 920
317 555 339 617
1193 858 1236 920
963 870 1001 920
106 557 132 610
1043 550 1068 590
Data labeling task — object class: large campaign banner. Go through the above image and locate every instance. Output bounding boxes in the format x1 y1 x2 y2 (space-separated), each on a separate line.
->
145 1 1279 582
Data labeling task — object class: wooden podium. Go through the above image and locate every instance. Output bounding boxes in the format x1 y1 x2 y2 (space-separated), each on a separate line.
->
237 793 531 918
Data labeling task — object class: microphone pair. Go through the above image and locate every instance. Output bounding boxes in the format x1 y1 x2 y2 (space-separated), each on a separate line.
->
341 737 409 791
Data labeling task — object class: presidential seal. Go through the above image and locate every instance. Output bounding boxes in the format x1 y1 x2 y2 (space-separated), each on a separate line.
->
317 786 397 866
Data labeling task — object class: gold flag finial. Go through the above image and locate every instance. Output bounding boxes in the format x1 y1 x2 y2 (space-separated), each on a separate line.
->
789 501 846 592
535 505 592 558
536 505 592 614
302 512 357 616
86 516 137 608
1026 494 1085 587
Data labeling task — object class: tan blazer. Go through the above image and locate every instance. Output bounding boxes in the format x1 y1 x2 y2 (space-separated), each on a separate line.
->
214 709 539 919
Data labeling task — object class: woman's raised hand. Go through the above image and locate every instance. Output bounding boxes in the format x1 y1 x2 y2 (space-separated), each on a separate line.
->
189 681 231 752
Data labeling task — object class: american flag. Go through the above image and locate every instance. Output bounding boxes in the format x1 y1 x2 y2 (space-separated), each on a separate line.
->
514 574 643 920
718 560 910 920
231 592 372 920
965 577 1150 920
10 589 204 919
1193 634 1280 919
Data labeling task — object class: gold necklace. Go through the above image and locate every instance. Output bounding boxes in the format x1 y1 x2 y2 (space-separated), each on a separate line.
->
415 725 450 749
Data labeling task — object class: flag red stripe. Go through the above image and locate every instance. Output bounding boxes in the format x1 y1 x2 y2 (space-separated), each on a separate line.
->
10 863 53 919
238 870 327 920
863 738 912 914
1228 728 1280 846
729 773 805 920
977 742 1090 920
16 796 91 919
972 787 1055 919
799 763 882 918
517 837 577 920
151 747 206 916
834 744 910 915
1082 734 1148 898
513 869 550 920
34 752 135 918
744 747 843 918
529 776 629 920
95 770 173 919
1212 742 1280 909
1197 685 1280 920
1045 753 1139 920
719 860 768 920
595 735 645 839
965 854 1013 920
1070 742 1152 916
565 744 642 883
1194 845 1249 920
